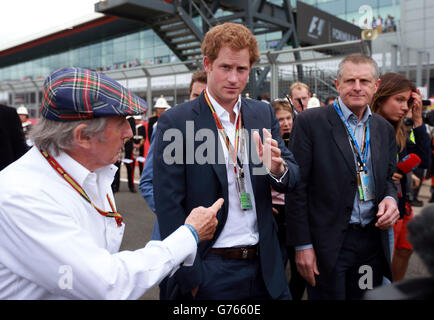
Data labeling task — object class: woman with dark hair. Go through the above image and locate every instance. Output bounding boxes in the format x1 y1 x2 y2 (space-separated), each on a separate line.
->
371 72 431 281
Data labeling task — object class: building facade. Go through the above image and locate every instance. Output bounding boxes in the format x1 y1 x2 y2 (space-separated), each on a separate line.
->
2 0 430 119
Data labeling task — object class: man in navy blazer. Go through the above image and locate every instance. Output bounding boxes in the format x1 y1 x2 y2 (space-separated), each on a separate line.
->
286 54 400 300
153 22 300 300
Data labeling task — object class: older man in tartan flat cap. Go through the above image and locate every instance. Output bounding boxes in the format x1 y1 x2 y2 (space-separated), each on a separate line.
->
0 67 222 299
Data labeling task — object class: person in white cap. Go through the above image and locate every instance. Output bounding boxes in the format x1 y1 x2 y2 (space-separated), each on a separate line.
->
147 95 171 140
17 105 33 147
307 94 321 109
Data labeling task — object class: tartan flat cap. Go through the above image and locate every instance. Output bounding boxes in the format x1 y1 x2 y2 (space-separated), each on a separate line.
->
40 67 147 121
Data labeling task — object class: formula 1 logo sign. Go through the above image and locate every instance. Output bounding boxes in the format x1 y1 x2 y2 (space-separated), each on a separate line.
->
297 1 361 47
307 16 326 40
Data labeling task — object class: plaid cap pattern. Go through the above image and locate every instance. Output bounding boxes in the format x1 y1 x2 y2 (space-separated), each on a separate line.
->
41 67 147 121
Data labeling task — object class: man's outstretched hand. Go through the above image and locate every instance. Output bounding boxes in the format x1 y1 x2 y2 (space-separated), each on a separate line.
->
185 198 224 242
253 128 285 176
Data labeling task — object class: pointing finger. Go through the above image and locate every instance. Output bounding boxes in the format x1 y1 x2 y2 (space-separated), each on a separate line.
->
209 198 224 214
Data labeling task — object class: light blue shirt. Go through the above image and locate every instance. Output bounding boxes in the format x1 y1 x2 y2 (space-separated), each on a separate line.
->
337 97 376 226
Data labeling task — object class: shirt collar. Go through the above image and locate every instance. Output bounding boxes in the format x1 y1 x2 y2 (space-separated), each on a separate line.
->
206 87 241 122
337 96 371 124
46 148 117 188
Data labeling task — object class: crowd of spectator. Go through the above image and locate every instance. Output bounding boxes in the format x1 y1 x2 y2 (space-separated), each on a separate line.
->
353 14 397 33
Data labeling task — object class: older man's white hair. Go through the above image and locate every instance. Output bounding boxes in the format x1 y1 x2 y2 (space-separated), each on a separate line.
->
30 117 108 156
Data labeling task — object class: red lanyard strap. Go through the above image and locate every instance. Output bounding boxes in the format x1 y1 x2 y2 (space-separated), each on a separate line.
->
40 149 123 227
204 90 243 174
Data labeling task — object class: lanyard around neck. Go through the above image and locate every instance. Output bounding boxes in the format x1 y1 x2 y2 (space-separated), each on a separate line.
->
333 100 370 173
40 149 123 227
204 90 244 174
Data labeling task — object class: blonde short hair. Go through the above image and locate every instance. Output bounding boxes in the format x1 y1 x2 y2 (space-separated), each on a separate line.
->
31 118 108 156
289 82 311 97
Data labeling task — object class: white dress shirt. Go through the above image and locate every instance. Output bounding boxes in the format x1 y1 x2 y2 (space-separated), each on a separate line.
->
206 89 259 248
0 147 196 299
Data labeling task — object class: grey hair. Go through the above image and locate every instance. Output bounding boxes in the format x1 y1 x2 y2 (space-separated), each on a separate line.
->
30 117 108 156
337 53 380 81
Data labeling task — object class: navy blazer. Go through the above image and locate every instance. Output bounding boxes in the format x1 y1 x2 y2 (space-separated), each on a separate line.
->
286 104 397 282
153 93 300 299
0 104 28 171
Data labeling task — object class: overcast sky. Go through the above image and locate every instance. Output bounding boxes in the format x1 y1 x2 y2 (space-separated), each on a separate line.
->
0 0 101 49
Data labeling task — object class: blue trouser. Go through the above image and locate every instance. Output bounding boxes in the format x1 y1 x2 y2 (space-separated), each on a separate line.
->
192 253 291 300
